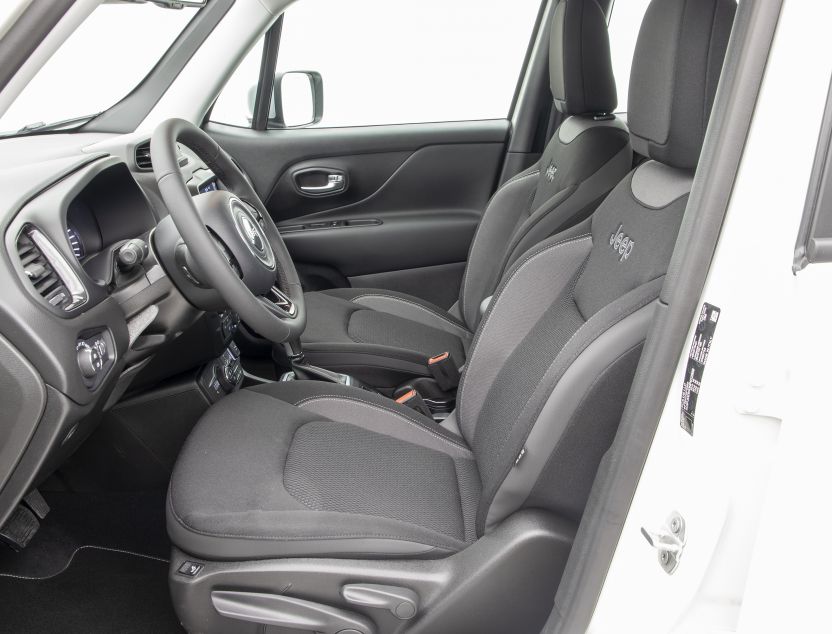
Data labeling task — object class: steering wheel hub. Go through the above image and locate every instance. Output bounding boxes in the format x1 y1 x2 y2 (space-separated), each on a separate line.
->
230 198 274 270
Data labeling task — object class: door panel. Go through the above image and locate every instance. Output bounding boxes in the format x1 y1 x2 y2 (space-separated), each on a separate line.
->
207 120 508 307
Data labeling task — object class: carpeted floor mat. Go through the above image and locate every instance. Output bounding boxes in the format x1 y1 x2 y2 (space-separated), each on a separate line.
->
0 491 183 632
0 547 182 633
0 491 169 578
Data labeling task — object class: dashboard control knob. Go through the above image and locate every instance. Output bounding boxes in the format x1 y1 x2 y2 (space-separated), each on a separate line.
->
77 343 103 378
217 361 239 392
117 239 149 272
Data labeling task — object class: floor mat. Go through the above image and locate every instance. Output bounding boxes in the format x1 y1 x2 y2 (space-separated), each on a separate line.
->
0 491 169 578
0 547 182 633
0 491 182 632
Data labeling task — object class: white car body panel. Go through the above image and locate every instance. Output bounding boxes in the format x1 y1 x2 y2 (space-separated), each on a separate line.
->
590 2 832 632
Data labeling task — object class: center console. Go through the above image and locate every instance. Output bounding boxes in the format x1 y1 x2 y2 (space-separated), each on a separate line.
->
197 311 244 403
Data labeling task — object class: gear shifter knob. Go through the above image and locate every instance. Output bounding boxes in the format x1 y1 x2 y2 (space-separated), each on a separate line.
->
282 338 305 363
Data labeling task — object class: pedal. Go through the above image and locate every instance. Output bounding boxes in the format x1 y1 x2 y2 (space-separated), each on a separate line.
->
0 504 40 551
23 489 50 520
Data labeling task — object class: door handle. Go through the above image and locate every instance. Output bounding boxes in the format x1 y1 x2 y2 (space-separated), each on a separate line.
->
292 168 348 197
299 173 345 193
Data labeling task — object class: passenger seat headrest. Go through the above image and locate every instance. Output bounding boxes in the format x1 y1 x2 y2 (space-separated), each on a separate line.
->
549 0 617 116
627 0 736 169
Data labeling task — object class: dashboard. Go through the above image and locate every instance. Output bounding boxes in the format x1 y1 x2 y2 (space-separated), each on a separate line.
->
0 131 235 528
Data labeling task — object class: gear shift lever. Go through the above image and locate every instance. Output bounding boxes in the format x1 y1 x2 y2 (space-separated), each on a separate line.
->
280 339 362 386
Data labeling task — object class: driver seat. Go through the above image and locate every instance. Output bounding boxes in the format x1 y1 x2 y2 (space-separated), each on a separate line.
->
298 0 632 388
168 0 735 631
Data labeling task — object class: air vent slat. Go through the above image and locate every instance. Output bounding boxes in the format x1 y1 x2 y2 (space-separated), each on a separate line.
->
135 141 152 171
15 225 87 312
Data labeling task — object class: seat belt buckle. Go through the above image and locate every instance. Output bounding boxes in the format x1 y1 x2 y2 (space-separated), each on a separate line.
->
394 388 433 418
427 352 460 391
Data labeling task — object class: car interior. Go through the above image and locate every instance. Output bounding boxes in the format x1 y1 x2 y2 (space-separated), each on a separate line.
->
0 0 740 632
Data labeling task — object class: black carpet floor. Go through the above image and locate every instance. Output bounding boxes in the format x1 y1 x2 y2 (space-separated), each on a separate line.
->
0 491 183 633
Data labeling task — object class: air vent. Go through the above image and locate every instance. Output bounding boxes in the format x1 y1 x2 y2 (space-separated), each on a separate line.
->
135 141 152 171
16 226 87 312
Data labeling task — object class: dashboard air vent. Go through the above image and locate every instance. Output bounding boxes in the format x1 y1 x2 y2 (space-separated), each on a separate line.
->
135 141 152 171
16 226 87 311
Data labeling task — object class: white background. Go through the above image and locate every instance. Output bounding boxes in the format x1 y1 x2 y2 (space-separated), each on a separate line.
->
0 0 652 133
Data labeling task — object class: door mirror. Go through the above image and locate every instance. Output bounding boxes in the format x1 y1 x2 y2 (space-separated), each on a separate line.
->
271 71 324 128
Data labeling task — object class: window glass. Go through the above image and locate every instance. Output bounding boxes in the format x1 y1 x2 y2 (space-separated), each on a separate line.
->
210 38 265 128
211 0 542 129
607 0 652 114
0 3 198 136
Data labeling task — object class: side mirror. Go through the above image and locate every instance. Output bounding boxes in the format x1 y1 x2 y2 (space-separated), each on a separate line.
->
271 71 324 128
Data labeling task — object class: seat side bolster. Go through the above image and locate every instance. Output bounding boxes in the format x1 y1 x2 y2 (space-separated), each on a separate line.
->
458 168 540 328
484 302 655 529
457 233 593 443
498 141 633 283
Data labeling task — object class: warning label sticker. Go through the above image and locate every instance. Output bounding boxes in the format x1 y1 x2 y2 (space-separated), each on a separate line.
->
680 303 720 436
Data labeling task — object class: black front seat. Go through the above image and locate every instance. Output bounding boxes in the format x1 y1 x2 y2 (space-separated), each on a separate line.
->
167 0 735 632
298 0 632 388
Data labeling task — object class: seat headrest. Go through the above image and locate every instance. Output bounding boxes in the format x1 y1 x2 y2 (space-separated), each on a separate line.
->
549 0 617 116
627 0 736 169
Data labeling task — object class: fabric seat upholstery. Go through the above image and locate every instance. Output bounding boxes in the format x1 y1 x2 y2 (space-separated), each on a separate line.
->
300 0 632 387
168 0 736 563
168 381 480 560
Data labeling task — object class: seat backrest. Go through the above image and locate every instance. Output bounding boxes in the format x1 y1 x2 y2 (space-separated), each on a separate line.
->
457 0 736 535
457 0 632 331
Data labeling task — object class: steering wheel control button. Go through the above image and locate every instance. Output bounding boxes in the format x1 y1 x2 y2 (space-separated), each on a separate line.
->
177 561 204 577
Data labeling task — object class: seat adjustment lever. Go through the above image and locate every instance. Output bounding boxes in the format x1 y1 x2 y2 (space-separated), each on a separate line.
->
211 590 375 634
342 583 419 620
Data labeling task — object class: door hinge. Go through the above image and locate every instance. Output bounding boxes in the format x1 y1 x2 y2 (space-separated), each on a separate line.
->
641 511 687 574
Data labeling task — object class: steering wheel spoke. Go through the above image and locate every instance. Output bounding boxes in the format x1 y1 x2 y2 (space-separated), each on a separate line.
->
151 118 306 343
259 286 298 318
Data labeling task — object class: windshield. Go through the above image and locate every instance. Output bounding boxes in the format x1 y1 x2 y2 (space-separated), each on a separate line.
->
0 2 199 137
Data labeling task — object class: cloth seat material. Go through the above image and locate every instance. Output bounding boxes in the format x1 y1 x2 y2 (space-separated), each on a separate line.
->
300 0 633 387
168 0 737 562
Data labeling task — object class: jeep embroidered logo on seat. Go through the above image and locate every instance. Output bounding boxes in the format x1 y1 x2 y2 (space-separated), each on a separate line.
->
609 224 634 261
545 161 557 182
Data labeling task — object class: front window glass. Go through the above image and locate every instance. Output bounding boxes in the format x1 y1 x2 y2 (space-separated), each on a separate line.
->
0 2 198 137
211 0 543 129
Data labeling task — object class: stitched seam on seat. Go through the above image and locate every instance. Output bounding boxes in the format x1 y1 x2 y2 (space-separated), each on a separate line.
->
503 168 541 187
293 396 471 451
350 294 469 333
451 458 479 542
460 170 540 319
458 234 592 425
167 496 456 546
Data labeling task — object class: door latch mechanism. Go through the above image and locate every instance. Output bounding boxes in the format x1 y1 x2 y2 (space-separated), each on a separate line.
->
641 511 686 574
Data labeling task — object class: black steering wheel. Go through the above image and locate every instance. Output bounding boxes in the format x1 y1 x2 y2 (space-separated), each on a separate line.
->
151 118 305 343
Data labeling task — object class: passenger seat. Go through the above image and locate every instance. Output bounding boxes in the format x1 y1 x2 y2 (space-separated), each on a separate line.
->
300 0 633 388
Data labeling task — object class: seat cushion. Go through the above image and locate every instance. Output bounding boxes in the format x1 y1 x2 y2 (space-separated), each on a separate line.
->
167 381 480 561
300 288 472 387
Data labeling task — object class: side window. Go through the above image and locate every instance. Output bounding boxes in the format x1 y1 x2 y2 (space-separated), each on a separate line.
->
211 0 542 129
607 0 652 114
210 38 265 128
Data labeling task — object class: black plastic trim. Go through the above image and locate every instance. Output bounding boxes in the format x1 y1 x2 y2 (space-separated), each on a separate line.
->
252 16 282 132
83 0 235 134
0 0 73 96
